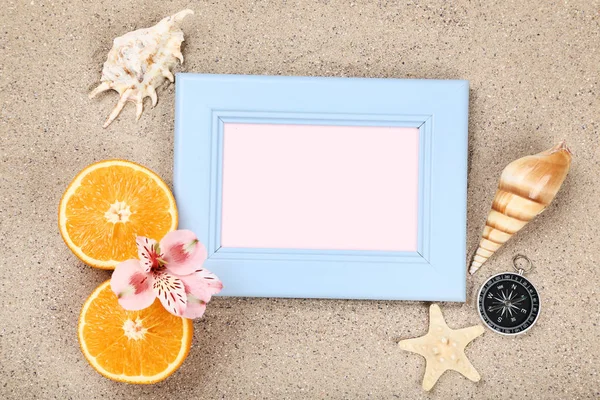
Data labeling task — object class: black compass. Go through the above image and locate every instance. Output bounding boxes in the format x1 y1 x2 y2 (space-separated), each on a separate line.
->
477 255 541 335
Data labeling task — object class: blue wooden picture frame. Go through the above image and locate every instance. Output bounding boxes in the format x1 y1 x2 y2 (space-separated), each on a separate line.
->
174 74 469 301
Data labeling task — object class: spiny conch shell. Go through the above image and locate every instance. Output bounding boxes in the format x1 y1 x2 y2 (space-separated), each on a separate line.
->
469 141 572 275
89 9 193 128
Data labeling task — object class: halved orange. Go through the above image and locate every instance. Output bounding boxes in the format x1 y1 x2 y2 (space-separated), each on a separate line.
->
78 281 193 384
59 160 178 269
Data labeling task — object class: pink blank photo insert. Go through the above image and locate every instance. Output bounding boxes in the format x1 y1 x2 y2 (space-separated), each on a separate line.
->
220 123 420 252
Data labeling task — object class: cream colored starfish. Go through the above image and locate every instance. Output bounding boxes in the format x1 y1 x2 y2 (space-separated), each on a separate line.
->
398 304 484 391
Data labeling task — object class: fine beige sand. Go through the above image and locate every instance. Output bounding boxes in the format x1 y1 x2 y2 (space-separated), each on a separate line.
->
1 1 599 398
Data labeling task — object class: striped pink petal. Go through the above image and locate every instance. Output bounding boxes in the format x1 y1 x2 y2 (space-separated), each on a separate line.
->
136 236 159 272
152 272 187 317
110 259 155 311
160 230 207 276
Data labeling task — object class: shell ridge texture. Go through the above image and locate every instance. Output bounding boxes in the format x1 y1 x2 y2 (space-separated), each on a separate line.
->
90 9 193 128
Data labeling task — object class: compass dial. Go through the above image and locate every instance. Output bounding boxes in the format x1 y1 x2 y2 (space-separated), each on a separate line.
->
477 272 540 335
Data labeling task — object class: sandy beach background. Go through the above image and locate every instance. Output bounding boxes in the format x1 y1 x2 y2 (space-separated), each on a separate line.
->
1 1 599 398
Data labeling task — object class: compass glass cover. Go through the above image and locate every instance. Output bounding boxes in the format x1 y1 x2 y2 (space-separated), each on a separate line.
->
478 273 540 335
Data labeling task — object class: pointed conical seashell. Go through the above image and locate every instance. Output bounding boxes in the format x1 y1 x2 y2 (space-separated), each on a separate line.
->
90 9 193 128
469 141 572 274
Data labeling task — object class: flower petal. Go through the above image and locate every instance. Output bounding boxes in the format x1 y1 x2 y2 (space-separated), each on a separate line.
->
180 268 223 303
160 230 207 275
178 268 223 319
136 236 159 272
152 272 187 317
110 259 155 310
182 294 207 319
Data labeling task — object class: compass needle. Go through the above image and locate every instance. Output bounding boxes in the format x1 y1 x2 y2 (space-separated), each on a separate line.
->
489 305 504 313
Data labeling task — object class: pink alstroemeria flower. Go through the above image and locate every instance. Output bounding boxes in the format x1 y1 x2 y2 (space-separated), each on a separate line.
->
110 230 223 319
